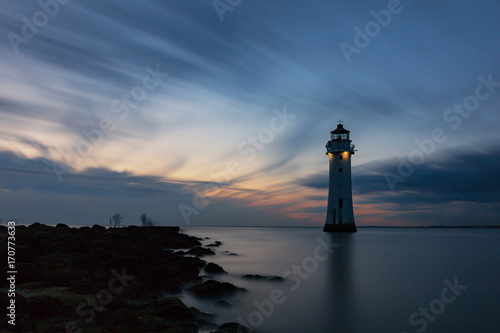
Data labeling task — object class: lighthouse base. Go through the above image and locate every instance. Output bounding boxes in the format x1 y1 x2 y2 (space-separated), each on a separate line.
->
323 223 357 232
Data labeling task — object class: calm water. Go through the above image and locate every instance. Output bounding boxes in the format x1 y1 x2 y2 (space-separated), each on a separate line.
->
180 227 500 333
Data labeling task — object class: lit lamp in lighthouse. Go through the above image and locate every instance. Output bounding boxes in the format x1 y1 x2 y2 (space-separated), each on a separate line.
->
324 121 357 232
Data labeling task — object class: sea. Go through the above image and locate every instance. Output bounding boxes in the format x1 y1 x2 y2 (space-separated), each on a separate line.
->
180 227 500 333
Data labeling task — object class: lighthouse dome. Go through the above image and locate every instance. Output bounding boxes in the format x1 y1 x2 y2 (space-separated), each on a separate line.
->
330 124 350 134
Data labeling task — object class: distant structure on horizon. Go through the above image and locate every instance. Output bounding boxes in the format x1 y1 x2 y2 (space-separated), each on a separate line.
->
324 121 357 232
111 213 123 227
140 212 154 227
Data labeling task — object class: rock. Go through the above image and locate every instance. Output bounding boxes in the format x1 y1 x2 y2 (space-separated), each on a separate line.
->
8 224 216 331
190 307 215 321
211 322 255 333
25 295 71 319
162 327 187 333
206 241 222 247
137 315 167 331
153 296 185 308
17 262 41 284
241 274 264 280
155 304 195 322
0 313 36 332
221 251 239 256
13 245 36 263
195 259 207 268
241 274 285 282
197 318 219 330
215 300 231 308
269 276 286 282
147 297 195 325
0 292 27 314
56 223 70 228
28 222 52 231
42 267 87 287
186 247 215 256
205 262 226 274
108 309 138 333
189 280 246 298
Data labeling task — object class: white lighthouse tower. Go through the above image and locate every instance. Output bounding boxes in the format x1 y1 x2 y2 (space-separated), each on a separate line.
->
324 121 357 232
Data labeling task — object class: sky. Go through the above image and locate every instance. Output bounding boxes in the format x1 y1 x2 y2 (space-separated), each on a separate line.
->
0 0 499 227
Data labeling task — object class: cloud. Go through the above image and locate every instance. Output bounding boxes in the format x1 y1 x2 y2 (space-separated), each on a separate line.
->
1 1 500 226
297 147 500 209
0 151 296 226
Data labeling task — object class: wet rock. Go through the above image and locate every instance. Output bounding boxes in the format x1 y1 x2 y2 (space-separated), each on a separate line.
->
17 262 41 284
269 276 286 282
147 297 195 323
211 322 255 333
189 280 246 298
215 300 231 308
137 314 167 331
190 307 215 321
108 309 138 333
25 295 72 319
155 305 195 322
186 246 215 256
221 251 239 256
42 267 88 287
13 245 36 264
163 324 198 333
241 274 264 280
205 262 226 274
11 223 224 332
195 259 207 268
207 241 222 247
157 296 185 307
28 222 52 231
0 313 36 332
162 328 184 333
241 274 285 282
197 318 219 330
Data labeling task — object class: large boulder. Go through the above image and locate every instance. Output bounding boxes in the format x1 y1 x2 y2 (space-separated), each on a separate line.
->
186 247 215 257
189 280 246 298
25 295 72 319
205 262 226 274
17 262 41 284
108 309 138 333
137 315 167 332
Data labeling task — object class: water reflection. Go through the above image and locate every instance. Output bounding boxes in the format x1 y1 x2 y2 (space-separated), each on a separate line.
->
182 227 500 333
325 233 357 333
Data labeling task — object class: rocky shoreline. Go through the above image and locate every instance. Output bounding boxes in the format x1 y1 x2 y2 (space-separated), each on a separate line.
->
0 223 253 333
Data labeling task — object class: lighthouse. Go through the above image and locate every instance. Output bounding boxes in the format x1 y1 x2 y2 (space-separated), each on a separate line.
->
324 121 357 232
